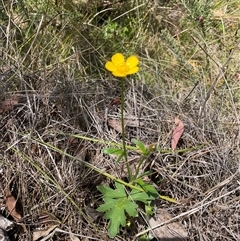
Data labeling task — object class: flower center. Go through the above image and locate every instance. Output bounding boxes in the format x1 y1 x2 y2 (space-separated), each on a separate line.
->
117 62 130 74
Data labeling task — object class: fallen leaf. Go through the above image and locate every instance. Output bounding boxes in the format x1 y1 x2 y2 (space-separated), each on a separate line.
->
171 117 184 151
5 189 22 222
110 98 121 106
0 95 20 114
148 208 188 240
84 205 102 222
108 119 123 133
33 225 58 241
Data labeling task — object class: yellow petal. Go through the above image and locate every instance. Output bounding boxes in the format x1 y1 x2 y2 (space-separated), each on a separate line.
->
105 61 116 72
112 71 126 77
112 53 125 66
127 66 139 75
126 55 139 69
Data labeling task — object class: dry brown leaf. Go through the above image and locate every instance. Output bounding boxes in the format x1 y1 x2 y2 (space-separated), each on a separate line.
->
108 119 123 133
148 208 188 240
108 117 140 133
33 225 58 241
171 117 184 150
0 95 20 114
5 189 22 222
124 119 140 128
84 206 101 222
110 98 121 106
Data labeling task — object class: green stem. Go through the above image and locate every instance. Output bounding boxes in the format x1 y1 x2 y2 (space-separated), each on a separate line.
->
133 155 146 180
120 78 132 180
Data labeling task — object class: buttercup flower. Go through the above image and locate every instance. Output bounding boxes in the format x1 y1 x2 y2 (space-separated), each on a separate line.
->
105 53 139 77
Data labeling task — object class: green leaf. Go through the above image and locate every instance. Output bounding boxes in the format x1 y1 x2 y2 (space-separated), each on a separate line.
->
116 150 125 162
97 182 139 238
136 179 159 197
104 202 126 237
124 199 138 217
132 138 148 155
97 198 120 212
97 183 125 198
129 188 155 204
103 147 124 155
103 198 138 237
145 201 154 216
103 147 125 162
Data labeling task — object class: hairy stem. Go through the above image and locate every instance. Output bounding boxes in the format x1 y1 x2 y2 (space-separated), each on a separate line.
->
120 78 132 180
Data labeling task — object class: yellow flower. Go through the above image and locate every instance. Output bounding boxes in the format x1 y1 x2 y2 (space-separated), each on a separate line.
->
105 53 139 77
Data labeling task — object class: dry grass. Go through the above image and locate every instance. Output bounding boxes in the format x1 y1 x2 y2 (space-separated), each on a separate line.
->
0 0 240 241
